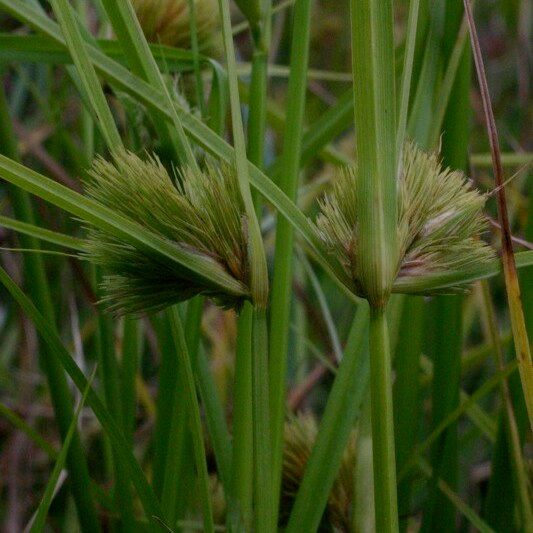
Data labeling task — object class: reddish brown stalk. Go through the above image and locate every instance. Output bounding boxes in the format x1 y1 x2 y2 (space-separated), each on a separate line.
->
464 0 533 430
487 217 533 250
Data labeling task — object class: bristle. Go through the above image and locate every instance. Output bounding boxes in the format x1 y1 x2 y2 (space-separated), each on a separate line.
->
83 150 250 315
316 141 495 296
131 0 220 52
280 413 356 531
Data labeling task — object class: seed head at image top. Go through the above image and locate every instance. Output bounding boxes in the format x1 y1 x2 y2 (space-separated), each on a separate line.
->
132 0 221 53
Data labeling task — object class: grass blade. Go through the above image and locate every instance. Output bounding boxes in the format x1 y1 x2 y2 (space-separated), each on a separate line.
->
0 265 163 521
286 304 370 532
28 369 96 533
268 0 313 518
167 306 215 533
0 214 85 250
464 0 533 431
49 0 122 150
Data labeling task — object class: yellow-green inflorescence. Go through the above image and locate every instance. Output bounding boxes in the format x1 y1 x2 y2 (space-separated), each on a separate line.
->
84 151 251 315
316 141 495 298
281 414 356 531
132 0 220 51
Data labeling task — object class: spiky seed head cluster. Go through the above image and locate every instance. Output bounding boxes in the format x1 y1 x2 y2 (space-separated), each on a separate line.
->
316 141 495 297
281 414 356 531
84 151 251 315
131 0 220 52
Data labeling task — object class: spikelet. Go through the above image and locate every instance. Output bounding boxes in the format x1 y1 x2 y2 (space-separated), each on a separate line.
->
131 0 220 52
84 151 251 315
280 413 356 531
316 141 495 297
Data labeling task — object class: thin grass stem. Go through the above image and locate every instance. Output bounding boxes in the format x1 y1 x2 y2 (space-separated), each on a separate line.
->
463 0 533 431
168 306 215 533
369 307 399 533
251 309 275 532
268 0 313 517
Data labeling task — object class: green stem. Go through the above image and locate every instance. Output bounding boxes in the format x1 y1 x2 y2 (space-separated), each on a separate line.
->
369 306 399 533
187 0 206 117
247 32 269 172
252 309 274 532
160 362 192 525
268 0 313 515
350 0 397 305
230 5 271 526
186 298 233 491
217 0 268 307
393 297 424 531
231 303 254 530
167 306 215 533
92 267 135 532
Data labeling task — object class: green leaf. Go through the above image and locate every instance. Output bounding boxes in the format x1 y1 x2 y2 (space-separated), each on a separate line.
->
0 214 85 250
0 265 163 521
0 33 205 72
49 0 122 150
286 304 370 532
29 369 96 533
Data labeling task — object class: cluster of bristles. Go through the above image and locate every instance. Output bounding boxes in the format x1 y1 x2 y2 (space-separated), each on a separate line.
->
131 0 220 52
84 152 249 315
281 414 356 531
84 142 493 315
316 141 494 297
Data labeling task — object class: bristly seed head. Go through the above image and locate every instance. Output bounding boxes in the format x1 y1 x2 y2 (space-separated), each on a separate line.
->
131 0 220 52
316 141 495 297
84 151 251 315
281 413 356 531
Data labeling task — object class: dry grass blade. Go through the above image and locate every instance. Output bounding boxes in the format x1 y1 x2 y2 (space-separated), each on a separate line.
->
463 0 533 431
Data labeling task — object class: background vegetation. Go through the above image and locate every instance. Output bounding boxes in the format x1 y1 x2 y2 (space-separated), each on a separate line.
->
0 0 531 531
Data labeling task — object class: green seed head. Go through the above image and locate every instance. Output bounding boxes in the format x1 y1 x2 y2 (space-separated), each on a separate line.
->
281 413 356 530
316 141 495 297
131 0 220 52
84 151 252 315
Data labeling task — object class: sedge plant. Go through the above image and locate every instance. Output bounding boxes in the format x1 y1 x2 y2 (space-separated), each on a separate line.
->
315 140 495 531
307 2 497 530
1 1 533 532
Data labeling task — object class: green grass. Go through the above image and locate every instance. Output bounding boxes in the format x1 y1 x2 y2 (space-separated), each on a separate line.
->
0 1 531 531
